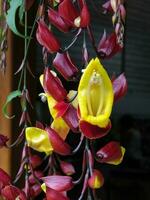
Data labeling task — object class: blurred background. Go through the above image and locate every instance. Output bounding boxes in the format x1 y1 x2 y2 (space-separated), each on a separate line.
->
0 0 150 199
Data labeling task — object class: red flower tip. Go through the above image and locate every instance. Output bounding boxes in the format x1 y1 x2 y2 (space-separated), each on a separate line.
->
46 127 71 155
48 8 71 32
60 161 75 175
42 175 73 192
0 168 11 190
79 120 111 139
79 4 90 28
46 187 70 200
0 134 9 148
96 141 123 164
1 185 27 200
36 20 60 53
112 73 127 102
88 169 104 189
97 32 122 59
53 52 79 80
44 67 67 101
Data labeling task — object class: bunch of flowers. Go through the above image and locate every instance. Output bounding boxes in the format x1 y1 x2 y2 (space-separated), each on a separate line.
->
0 0 127 199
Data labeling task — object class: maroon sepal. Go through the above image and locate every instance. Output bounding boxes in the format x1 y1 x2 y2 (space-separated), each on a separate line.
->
62 104 79 133
53 52 79 80
79 120 111 139
29 154 42 169
97 32 122 59
0 168 11 190
46 127 71 155
58 0 79 27
42 175 73 192
1 185 27 200
46 187 69 200
96 141 122 163
36 19 60 53
0 134 9 148
112 73 127 101
48 8 71 32
44 68 67 101
80 4 90 28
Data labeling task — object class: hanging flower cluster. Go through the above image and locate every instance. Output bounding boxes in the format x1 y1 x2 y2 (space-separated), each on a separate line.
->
0 0 127 199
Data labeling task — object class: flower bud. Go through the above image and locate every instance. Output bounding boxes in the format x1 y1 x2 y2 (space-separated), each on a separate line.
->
44 68 67 102
30 184 42 198
112 73 127 101
88 169 104 189
46 127 71 155
42 175 73 192
96 141 125 165
53 52 79 80
48 8 70 32
36 20 60 53
60 161 75 175
79 4 90 28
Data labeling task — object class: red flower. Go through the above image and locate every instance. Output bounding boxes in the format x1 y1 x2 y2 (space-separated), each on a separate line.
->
96 141 125 165
36 19 60 53
1 185 26 200
46 127 71 155
112 73 127 101
88 169 104 189
53 52 79 80
97 32 122 59
48 0 90 31
79 120 111 139
0 134 9 148
44 68 67 101
46 187 69 200
42 175 73 192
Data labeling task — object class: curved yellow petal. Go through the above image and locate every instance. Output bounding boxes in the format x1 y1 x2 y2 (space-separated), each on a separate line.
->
78 58 114 128
25 127 53 155
51 118 69 140
107 147 126 165
67 90 78 109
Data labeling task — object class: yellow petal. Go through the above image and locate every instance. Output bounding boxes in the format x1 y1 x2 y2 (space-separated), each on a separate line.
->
41 183 46 193
25 127 53 155
107 147 126 165
78 58 114 128
51 118 69 140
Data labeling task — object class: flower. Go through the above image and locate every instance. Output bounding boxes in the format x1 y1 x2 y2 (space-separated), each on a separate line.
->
36 20 60 53
97 32 122 59
25 127 53 155
88 169 104 189
53 52 79 80
78 58 114 134
96 141 125 165
48 0 90 32
60 161 75 175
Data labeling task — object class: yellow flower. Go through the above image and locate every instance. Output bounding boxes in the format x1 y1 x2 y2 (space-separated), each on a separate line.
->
78 58 114 128
25 127 53 155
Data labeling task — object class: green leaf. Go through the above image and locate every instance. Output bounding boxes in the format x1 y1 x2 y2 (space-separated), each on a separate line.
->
2 90 22 119
6 0 26 38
